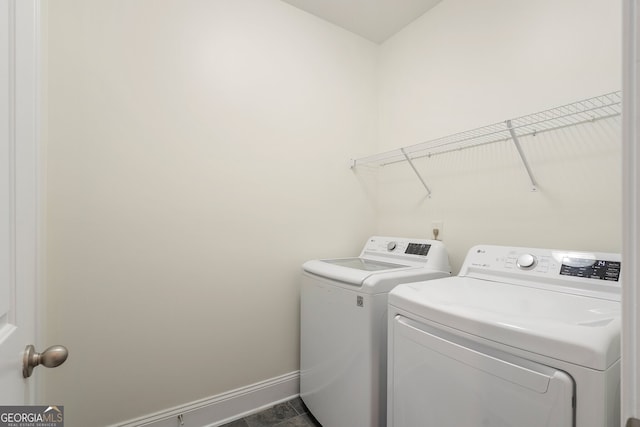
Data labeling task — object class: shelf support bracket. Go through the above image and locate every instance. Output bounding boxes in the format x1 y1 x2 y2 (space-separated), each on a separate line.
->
506 120 538 192
400 148 432 197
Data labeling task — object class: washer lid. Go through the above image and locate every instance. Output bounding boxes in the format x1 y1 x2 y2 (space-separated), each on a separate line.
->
302 258 412 286
302 258 450 293
322 257 409 271
388 277 621 370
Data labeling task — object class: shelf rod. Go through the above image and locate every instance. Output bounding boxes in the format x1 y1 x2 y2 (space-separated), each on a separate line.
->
400 147 432 197
506 119 538 192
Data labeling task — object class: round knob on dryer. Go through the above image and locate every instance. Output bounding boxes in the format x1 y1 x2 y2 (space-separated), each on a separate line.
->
387 242 397 252
516 253 537 270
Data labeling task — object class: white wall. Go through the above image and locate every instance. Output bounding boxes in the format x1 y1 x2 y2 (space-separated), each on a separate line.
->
374 0 622 271
43 0 623 425
44 1 377 425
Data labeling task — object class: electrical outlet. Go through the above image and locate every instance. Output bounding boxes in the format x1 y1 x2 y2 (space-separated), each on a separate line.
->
432 221 444 240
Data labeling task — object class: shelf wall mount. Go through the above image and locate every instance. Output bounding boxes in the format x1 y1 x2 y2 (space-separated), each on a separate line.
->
506 119 538 192
400 147 432 197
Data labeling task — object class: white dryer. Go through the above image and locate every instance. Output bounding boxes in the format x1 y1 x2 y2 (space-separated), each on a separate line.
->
300 236 451 427
387 245 621 427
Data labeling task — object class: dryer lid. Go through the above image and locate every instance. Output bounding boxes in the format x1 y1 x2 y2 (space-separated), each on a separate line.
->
388 276 621 370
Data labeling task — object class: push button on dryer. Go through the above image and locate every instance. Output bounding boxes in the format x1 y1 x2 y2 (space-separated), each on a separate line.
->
516 253 537 270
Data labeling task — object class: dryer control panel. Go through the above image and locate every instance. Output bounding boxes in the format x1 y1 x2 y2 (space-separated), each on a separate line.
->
559 258 621 281
460 245 621 300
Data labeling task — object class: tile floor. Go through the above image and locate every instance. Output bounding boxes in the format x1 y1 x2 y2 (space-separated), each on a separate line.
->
220 397 322 427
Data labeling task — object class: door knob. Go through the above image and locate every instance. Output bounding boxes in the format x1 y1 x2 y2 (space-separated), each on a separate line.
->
627 418 640 427
23 345 69 378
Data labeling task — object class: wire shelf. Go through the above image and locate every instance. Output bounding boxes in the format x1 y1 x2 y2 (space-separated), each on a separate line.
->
351 91 622 168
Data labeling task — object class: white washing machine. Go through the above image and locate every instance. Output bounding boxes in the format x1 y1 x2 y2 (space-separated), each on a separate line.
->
300 236 451 427
387 244 621 427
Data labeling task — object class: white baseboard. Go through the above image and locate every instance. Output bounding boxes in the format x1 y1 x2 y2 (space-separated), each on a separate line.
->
111 371 300 427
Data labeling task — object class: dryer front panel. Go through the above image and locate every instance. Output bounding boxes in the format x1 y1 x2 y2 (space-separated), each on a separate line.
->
388 315 575 427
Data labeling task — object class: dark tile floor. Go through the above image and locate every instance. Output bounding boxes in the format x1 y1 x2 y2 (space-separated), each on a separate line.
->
220 397 322 427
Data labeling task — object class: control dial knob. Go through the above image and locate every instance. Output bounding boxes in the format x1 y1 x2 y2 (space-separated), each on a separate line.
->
387 242 397 252
516 253 537 270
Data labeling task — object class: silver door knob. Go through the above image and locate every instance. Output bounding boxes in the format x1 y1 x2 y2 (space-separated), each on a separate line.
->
627 418 640 427
23 345 68 378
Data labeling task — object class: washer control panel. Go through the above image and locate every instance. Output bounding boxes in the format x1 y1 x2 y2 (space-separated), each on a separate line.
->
405 243 431 256
355 236 450 273
364 237 433 257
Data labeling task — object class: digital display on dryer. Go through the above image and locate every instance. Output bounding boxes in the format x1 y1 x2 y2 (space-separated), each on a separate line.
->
560 259 621 281
405 243 431 256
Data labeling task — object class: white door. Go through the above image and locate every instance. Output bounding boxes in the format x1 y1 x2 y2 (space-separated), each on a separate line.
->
0 0 40 404
623 1 640 426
